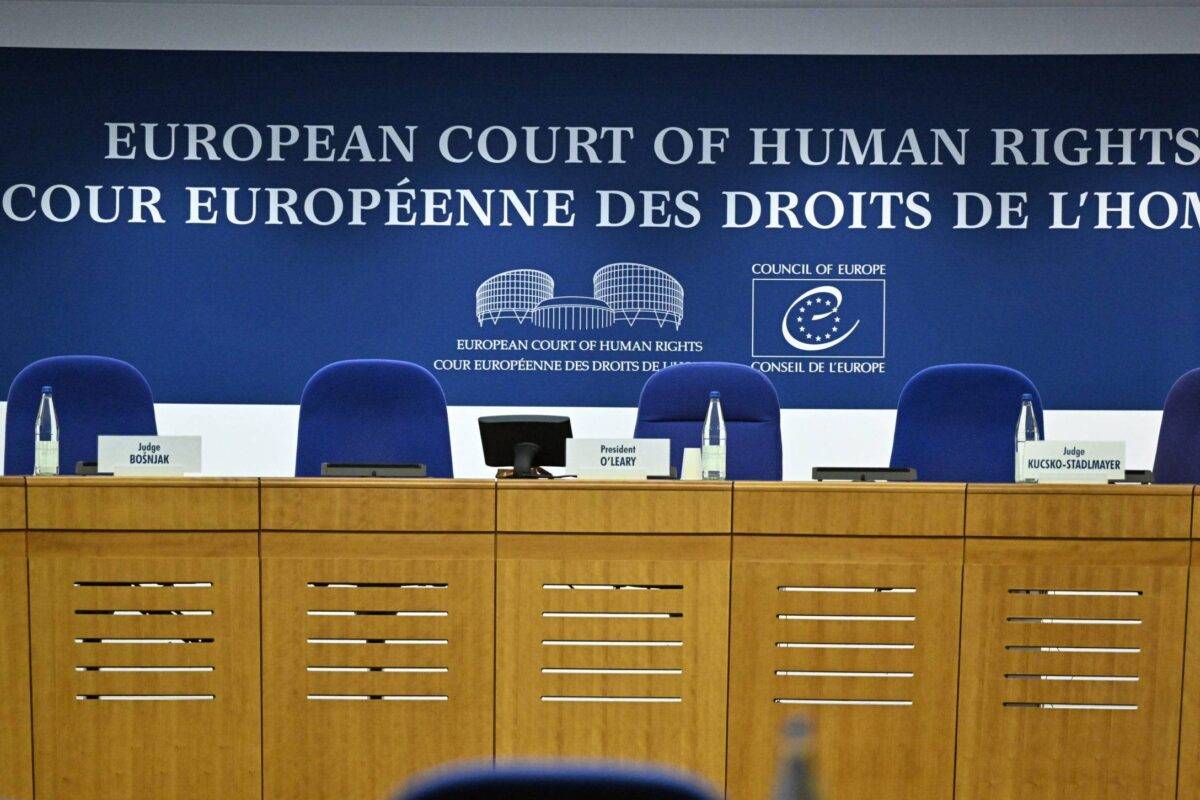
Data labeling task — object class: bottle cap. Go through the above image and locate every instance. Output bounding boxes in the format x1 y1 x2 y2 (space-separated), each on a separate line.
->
1021 393 1033 401
709 390 720 399
41 385 52 394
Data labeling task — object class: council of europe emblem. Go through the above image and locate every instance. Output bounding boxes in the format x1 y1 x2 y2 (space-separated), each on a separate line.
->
781 285 860 352
751 278 885 359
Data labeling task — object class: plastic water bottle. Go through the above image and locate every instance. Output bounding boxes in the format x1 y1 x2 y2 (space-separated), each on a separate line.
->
1014 393 1040 482
701 390 726 480
772 716 821 800
34 385 59 476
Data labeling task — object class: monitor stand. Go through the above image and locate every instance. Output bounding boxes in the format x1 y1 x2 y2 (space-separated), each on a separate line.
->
495 466 555 479
499 441 552 479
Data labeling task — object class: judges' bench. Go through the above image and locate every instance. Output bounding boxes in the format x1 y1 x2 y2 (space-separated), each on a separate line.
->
0 478 1195 800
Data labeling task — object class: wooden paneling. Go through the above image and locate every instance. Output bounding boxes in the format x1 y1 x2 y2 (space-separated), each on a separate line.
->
28 531 261 800
966 484 1192 539
497 480 730 534
261 532 494 800
0 479 25 530
1194 485 1200 540
728 535 962 800
27 478 259 531
496 532 730 789
734 482 965 536
261 479 494 532
11 478 1200 800
956 538 1190 800
0 483 33 800
1179 541 1200 800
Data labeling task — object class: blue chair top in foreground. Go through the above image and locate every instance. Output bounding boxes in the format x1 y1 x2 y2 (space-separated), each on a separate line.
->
4 355 157 476
634 361 782 481
889 363 1043 483
1153 367 1200 484
294 359 453 478
396 762 720 800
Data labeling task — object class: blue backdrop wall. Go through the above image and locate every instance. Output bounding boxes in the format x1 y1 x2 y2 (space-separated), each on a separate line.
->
1 49 1197 409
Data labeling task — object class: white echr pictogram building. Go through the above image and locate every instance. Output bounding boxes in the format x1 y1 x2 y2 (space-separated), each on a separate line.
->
531 296 617 331
475 269 555 325
475 262 684 332
593 262 684 330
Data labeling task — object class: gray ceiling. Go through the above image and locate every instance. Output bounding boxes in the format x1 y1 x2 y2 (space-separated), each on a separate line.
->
40 0 1200 7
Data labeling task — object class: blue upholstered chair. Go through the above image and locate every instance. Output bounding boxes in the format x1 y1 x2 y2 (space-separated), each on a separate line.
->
634 362 782 481
395 762 719 800
889 364 1043 483
4 355 157 475
294 359 453 477
1153 368 1200 484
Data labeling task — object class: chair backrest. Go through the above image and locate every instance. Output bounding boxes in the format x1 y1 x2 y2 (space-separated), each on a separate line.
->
396 762 719 800
1153 367 1200 484
889 363 1044 483
634 362 782 481
295 359 453 477
4 355 157 475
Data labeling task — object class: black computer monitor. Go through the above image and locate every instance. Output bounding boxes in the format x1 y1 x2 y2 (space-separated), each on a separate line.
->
478 415 572 478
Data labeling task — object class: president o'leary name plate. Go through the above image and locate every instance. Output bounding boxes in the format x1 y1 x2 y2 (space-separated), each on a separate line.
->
566 438 671 479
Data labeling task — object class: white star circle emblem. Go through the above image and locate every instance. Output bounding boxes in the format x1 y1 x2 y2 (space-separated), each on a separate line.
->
781 285 862 352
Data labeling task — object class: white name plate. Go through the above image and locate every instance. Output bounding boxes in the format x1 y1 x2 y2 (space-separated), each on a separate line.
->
1018 440 1125 484
98 436 202 476
566 438 671 479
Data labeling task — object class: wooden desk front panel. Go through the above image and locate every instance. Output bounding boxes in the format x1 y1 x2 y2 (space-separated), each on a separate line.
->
28 532 261 800
496 533 730 790
0 478 32 800
26 478 259 532
497 481 731 534
261 532 495 800
1179 540 1200 800
261 479 495 532
727 536 962 800
0 532 32 800
965 484 1193 539
956 539 1190 800
733 482 966 537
